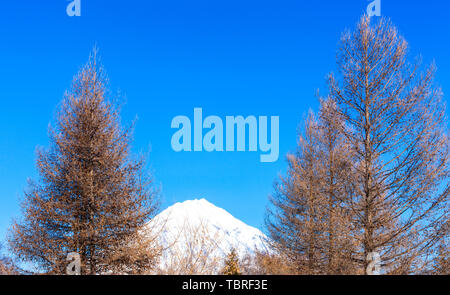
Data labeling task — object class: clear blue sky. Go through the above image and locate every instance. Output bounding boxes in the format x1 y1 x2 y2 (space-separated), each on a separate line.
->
1 1 449 245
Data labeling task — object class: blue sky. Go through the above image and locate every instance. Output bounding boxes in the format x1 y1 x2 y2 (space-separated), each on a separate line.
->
0 1 449 245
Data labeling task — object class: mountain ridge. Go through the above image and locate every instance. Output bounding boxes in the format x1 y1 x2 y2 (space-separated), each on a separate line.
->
146 198 267 274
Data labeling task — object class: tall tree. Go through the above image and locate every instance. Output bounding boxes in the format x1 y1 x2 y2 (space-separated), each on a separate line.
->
316 99 358 274
327 16 449 274
266 99 356 274
8 50 160 274
432 237 449 275
155 219 224 275
267 111 324 274
221 248 242 275
267 16 448 275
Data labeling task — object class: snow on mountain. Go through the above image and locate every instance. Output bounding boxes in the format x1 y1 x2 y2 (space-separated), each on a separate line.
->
146 198 267 274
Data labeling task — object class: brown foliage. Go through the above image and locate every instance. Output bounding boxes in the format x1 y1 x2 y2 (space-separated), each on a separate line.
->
267 99 358 274
154 219 224 275
221 248 242 275
267 16 449 275
328 16 449 274
8 50 160 274
241 250 297 275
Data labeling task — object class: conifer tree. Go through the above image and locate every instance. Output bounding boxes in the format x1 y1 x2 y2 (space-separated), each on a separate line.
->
0 243 18 275
267 16 449 275
221 248 241 275
327 16 448 274
8 50 160 274
266 99 357 274
267 111 324 274
431 230 449 275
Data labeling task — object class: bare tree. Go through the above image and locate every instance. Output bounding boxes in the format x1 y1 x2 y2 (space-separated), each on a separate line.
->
240 250 297 275
0 243 19 275
327 16 449 274
317 99 360 274
266 110 325 274
430 220 449 275
266 99 358 274
266 16 448 275
155 219 223 275
8 49 160 275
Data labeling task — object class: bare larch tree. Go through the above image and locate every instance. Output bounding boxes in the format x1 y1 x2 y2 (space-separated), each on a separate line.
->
266 110 324 274
266 99 357 274
267 16 448 275
8 50 160 274
327 16 449 274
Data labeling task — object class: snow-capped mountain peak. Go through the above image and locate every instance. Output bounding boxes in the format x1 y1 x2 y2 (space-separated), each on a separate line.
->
147 198 267 274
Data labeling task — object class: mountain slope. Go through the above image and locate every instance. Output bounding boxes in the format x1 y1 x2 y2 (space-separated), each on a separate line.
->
146 199 267 274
